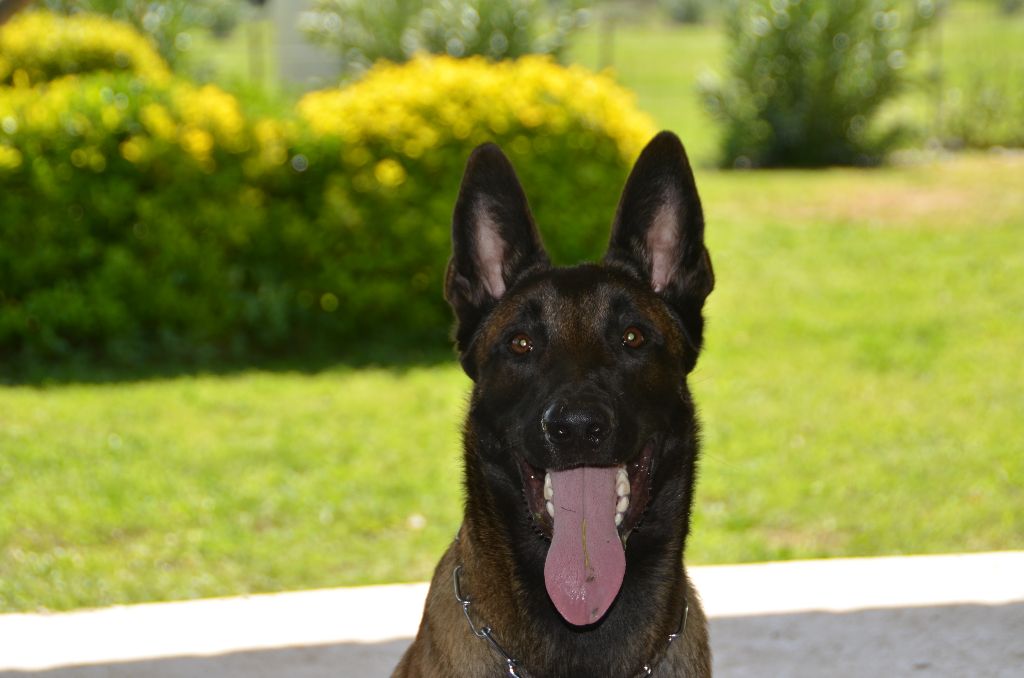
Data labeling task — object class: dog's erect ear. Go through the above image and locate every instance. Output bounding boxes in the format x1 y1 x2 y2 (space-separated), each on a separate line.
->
604 131 714 362
446 143 549 357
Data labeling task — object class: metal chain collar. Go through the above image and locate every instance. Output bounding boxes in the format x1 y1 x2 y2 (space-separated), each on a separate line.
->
453 564 689 678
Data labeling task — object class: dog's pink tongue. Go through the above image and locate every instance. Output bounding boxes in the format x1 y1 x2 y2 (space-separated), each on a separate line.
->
544 466 625 626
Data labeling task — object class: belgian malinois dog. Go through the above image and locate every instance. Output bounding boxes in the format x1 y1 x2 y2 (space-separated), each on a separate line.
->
395 131 714 677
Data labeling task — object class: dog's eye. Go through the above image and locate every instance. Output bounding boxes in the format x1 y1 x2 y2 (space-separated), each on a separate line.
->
622 327 645 349
509 333 534 355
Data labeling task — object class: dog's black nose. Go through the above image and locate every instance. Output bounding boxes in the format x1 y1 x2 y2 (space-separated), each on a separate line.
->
542 401 613 449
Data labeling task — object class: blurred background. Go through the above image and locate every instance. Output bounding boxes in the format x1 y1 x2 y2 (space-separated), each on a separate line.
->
0 0 1020 613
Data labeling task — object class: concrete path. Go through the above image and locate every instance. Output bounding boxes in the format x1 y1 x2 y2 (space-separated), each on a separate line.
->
1 552 1022 677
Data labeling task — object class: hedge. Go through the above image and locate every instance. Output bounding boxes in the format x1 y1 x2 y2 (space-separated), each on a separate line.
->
0 11 169 86
0 13 655 366
0 75 272 363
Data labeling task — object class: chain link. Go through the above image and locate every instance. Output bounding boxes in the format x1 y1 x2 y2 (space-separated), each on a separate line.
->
452 564 688 678
453 565 523 677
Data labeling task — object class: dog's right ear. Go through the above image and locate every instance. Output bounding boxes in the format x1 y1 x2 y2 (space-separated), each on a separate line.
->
445 143 549 364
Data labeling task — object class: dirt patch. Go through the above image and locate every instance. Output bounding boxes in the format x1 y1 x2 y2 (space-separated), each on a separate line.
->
707 153 1024 230
791 186 977 228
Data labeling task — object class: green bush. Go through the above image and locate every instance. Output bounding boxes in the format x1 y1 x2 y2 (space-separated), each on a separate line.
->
287 55 653 346
0 74 271 362
700 0 934 167
940 77 1024 149
300 0 589 80
659 0 709 24
0 35 654 366
1000 0 1023 15
33 0 245 68
0 10 169 85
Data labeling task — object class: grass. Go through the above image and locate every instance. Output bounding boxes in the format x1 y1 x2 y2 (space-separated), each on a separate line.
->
3 153 1022 612
926 0 1024 100
2 3 1023 613
692 154 1024 560
570 18 723 166
0 368 466 611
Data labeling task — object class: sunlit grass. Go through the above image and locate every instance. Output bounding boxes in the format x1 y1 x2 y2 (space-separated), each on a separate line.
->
1 3 1022 613
691 154 1024 562
2 153 1021 612
0 368 467 611
570 19 723 166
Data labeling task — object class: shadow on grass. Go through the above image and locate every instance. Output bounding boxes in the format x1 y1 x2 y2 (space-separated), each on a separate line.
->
3 602 1023 677
1 339 458 387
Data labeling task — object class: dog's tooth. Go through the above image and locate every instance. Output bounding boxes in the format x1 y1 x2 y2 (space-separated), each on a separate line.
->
543 472 553 500
615 512 623 527
546 500 554 518
616 479 630 498
615 467 630 497
616 495 629 513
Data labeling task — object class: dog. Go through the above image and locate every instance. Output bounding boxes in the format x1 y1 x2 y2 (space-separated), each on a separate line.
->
394 131 714 677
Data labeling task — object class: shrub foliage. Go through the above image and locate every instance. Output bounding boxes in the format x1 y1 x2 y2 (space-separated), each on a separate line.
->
0 13 654 366
34 0 245 68
300 0 589 80
0 10 169 85
0 74 267 362
940 70 1024 150
701 0 934 167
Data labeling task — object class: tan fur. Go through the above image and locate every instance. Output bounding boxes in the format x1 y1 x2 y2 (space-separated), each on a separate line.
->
394 527 711 677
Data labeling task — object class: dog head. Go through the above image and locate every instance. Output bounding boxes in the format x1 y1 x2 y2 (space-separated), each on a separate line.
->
446 132 713 627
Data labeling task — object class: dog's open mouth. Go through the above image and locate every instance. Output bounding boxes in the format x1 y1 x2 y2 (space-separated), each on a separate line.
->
518 441 656 626
520 440 655 542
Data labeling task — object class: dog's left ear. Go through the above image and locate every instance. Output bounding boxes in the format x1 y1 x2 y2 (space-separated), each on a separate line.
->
605 131 714 363
446 143 550 362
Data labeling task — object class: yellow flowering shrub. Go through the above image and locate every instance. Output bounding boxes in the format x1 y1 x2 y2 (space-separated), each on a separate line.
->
281 55 655 346
299 55 651 162
0 73 263 362
297 54 653 265
1 51 657 365
0 11 169 86
0 75 245 172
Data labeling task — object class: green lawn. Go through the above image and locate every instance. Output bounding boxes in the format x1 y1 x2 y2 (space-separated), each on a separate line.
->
2 3 1023 613
0 368 466 611
2 153 1021 612
570 19 723 166
692 154 1024 560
